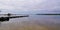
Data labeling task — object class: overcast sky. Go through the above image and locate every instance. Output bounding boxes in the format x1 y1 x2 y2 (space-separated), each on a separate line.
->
0 0 60 14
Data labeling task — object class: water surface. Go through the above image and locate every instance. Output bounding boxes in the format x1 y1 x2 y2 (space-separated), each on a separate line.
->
0 15 60 30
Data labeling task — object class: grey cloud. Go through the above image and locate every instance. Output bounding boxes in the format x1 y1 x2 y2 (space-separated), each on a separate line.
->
0 0 60 14
0 0 46 10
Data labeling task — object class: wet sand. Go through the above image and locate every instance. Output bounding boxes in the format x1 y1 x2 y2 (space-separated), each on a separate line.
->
0 15 60 30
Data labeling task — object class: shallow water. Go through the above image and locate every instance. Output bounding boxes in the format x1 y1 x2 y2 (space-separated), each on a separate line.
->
0 15 60 30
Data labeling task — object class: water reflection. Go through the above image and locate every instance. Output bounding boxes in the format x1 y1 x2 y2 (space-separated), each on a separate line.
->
0 15 60 30
0 22 1 26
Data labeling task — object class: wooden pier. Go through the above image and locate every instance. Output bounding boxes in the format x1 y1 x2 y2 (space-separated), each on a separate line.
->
0 15 29 22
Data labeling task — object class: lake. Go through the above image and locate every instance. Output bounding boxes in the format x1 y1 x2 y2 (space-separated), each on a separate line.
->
0 15 60 30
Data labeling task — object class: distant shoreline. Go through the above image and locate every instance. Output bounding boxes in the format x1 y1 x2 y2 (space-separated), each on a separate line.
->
36 14 60 15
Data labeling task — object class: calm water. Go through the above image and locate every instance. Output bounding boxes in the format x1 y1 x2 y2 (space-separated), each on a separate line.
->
0 15 60 30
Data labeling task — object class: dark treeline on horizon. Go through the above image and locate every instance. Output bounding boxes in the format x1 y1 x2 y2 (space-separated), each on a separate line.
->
36 14 60 15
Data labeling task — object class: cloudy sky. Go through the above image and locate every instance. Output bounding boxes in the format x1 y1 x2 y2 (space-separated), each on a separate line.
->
0 0 60 14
